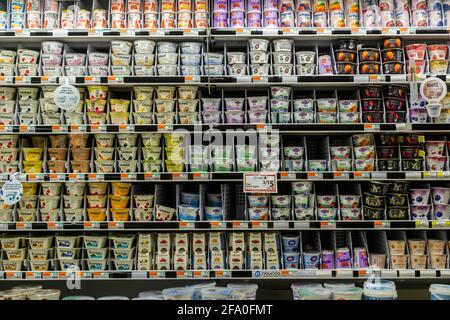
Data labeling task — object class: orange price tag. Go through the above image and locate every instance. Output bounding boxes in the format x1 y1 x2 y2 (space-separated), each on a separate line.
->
316 27 324 33
0 76 5 82
157 124 165 130
256 123 266 129
179 222 189 227
119 28 127 33
91 124 99 131
52 124 60 131
185 76 193 81
58 272 67 277
215 270 224 277
120 173 129 180
369 75 379 80
41 76 49 82
333 172 342 177
172 173 181 178
235 28 244 33
358 270 367 276
26 272 34 277
210 222 221 227
193 173 201 178
351 27 359 32
42 272 51 277
399 27 407 32
232 221 241 227
119 124 127 130
84 222 92 228
320 221 329 227
252 75 262 81
93 272 102 276
108 222 117 228
71 124 79 131
282 27 291 33
84 76 93 81
0 125 5 132
88 173 97 179
251 221 262 227
149 271 157 277
193 271 202 276
108 76 116 81
144 172 153 179
6 272 16 277
307 172 317 177
19 125 28 132
280 172 288 177
281 270 290 276
28 174 37 180
49 173 57 180
364 124 373 129
374 220 382 226
176 271 185 277
354 171 363 177
15 76 24 82
48 222 56 228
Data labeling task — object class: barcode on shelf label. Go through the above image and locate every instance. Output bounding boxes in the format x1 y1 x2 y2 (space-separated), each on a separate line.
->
236 76 252 83
432 221 450 228
25 271 41 279
363 124 380 131
148 271 165 278
374 220 390 228
15 76 31 84
108 222 124 229
172 173 188 180
68 173 84 181
92 272 108 279
179 222 195 229
5 272 22 279
192 173 209 180
88 173 104 181
251 221 268 229
0 76 13 83
16 222 31 230
282 76 297 83
353 172 370 179
333 172 349 179
307 172 323 179
84 222 100 229
316 270 332 277
108 76 123 83
193 271 209 278
184 75 200 82
210 221 226 229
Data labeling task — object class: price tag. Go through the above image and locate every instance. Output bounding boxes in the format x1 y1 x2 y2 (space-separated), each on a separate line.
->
68 173 84 181
363 123 380 131
108 221 124 229
307 172 323 179
15 76 31 84
423 172 437 179
84 76 100 84
184 75 200 83
172 173 188 180
148 271 165 278
210 221 226 229
144 172 160 180
235 28 251 35
279 172 296 180
320 221 336 229
88 173 104 181
192 172 208 180
243 172 277 193
333 172 349 179
252 75 268 83
415 220 428 228
179 222 195 229
193 271 209 278
316 270 332 277
5 272 22 279
47 222 63 230
353 171 370 179
108 76 124 83
15 221 31 229
251 221 268 229
25 271 42 279
84 222 100 229
431 221 450 228
336 270 353 277
0 76 13 84
374 220 390 228
232 221 248 229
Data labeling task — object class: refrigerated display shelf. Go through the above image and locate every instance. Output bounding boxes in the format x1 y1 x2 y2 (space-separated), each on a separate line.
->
0 220 448 231
2 27 450 40
0 269 449 281
4 171 450 183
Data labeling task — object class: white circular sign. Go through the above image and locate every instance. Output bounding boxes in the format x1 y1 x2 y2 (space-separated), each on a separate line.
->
420 77 447 103
1 176 23 205
53 84 80 110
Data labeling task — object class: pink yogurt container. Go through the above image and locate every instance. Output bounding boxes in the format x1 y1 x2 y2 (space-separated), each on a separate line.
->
409 108 428 123
426 141 446 156
406 60 426 74
428 44 448 61
411 205 430 220
297 10 312 27
426 156 446 171
225 111 245 123
434 204 450 219
409 189 430 205
405 44 427 60
431 187 450 204
280 11 295 27
264 0 278 10
214 0 228 11
411 0 427 9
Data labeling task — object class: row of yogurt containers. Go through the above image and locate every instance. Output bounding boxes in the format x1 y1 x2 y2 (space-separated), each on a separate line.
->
0 40 209 77
210 0 450 28
1 0 210 30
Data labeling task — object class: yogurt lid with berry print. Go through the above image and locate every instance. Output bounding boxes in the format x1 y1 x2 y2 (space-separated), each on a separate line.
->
53 84 80 111
1 173 23 205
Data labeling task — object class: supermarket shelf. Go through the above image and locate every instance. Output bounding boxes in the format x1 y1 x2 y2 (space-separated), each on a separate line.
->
4 123 450 134
1 27 450 41
5 171 450 183
0 220 448 231
0 74 444 87
1 269 449 280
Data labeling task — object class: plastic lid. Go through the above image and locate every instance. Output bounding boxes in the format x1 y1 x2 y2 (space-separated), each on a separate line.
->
324 282 355 289
139 290 163 298
364 280 396 291
63 296 95 300
298 287 331 300
97 296 130 300
291 282 323 290
430 284 450 295
364 288 397 298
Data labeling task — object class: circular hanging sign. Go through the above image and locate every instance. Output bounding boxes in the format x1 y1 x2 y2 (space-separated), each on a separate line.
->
419 77 447 103
53 84 80 110
0 175 23 205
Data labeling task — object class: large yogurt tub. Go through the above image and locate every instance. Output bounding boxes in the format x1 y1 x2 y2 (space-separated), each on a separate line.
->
430 284 450 300
162 287 195 300
227 283 258 300
363 280 397 300
331 287 363 300
291 283 324 300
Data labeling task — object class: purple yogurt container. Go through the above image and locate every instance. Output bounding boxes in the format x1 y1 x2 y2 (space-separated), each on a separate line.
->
248 0 263 12
264 0 278 10
203 111 222 124
431 187 450 204
230 0 245 11
409 189 430 205
321 250 335 269
214 0 228 11
225 111 245 123
247 12 262 27
230 10 245 27
263 9 278 27
213 11 228 27
280 11 295 27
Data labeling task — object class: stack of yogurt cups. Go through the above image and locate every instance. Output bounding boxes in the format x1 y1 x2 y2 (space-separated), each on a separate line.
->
273 39 294 75
144 0 159 29
227 49 247 76
249 39 270 76
180 42 202 76
193 0 209 28
0 48 16 77
229 0 246 28
296 0 312 27
41 41 64 77
17 47 40 77
248 0 263 28
156 42 178 76
311 0 329 27
111 41 133 76
445 0 450 25
361 0 380 27
88 49 109 76
263 0 280 27
134 40 156 76
410 0 444 27
10 0 26 29
213 0 229 28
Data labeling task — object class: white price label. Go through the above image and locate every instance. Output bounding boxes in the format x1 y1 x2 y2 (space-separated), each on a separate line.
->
243 172 277 193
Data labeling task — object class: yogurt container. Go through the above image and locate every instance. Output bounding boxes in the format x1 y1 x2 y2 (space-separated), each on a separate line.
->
430 284 450 300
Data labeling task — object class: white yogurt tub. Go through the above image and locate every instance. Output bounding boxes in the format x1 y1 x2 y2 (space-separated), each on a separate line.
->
273 52 293 64
273 39 293 52
158 53 178 65
228 64 247 75
227 52 246 64
249 39 270 52
42 66 62 76
162 287 195 300
204 64 223 75
134 53 155 66
296 51 316 63
157 64 178 76
18 64 38 76
18 49 40 64
89 66 109 76
65 66 86 76
157 42 178 53
250 64 270 75
65 53 86 66
227 283 258 300
181 54 201 66
42 41 64 55
0 65 14 76
135 40 156 54
273 63 293 75
134 66 154 76
205 53 224 65
88 52 109 66
181 42 202 54
98 296 129 300
331 287 363 300
41 53 62 66
111 41 132 55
